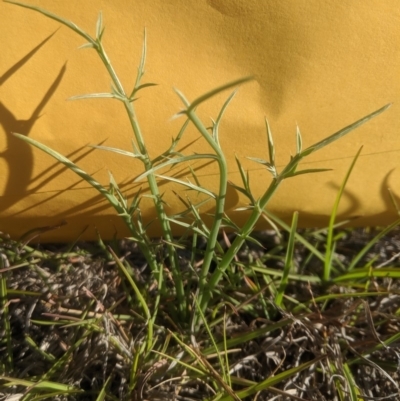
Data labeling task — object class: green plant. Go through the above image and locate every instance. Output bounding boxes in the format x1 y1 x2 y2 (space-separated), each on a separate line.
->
3 2 399 400
5 0 390 325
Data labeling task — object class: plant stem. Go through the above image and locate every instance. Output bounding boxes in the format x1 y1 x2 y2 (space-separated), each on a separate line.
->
199 174 287 313
185 111 228 310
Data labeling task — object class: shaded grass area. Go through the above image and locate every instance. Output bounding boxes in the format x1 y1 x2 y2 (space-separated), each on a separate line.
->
1 226 400 401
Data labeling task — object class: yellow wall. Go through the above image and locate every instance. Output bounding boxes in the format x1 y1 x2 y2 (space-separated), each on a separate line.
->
1 0 399 241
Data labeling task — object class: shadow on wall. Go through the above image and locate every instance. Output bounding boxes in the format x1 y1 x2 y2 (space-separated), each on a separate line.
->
325 168 400 224
206 0 311 118
380 169 400 219
0 32 113 220
0 32 67 213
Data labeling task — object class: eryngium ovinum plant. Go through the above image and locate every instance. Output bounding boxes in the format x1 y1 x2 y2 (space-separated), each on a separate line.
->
7 1 390 335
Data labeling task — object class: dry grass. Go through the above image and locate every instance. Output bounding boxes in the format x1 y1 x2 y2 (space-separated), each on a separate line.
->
1 226 400 400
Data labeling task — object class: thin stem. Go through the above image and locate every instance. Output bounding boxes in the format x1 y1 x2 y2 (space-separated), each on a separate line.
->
199 167 292 313
97 42 126 96
185 111 228 311
122 99 186 317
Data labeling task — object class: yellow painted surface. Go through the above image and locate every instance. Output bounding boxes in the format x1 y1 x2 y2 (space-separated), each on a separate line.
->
1 0 399 241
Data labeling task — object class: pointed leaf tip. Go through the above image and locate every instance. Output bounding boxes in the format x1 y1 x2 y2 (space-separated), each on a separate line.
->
95 11 103 38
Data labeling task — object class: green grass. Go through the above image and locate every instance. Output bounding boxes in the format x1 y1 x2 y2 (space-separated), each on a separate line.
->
1 1 400 400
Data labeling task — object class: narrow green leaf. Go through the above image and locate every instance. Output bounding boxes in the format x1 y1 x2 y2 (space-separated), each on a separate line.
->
25 335 55 362
108 247 150 321
5 0 96 46
204 318 294 354
343 363 363 401
388 188 400 215
188 166 201 189
265 118 275 166
130 82 158 100
217 355 326 401
290 168 332 177
69 92 119 101
324 146 363 282
186 76 253 112
347 218 400 271
234 206 254 211
166 217 209 237
128 31 157 100
234 157 256 203
174 88 190 108
170 118 190 152
130 138 142 157
161 239 187 250
98 26 105 42
91 144 143 159
156 175 216 198
0 259 12 373
235 156 248 187
292 291 389 313
247 156 276 177
275 211 298 307
131 29 147 97
128 186 142 215
334 267 400 282
296 125 302 154
78 42 95 49
193 296 230 387
212 90 237 144
0 376 77 391
228 181 254 203
221 214 240 231
136 82 158 91
242 234 265 249
152 347 205 377
14 134 111 200
95 375 111 401
108 171 124 200
262 210 326 262
95 11 102 39
247 157 269 165
172 190 195 211
134 154 218 182
301 103 391 157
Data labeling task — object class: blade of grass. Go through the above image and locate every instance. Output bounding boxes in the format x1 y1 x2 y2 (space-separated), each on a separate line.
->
263 210 326 262
292 291 390 314
0 268 12 374
94 375 112 401
347 219 400 271
343 363 364 401
301 104 391 157
0 376 79 392
134 154 219 181
4 0 95 45
193 297 231 388
324 146 363 282
275 211 298 307
333 267 400 282
186 76 253 112
107 246 155 352
216 355 326 401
